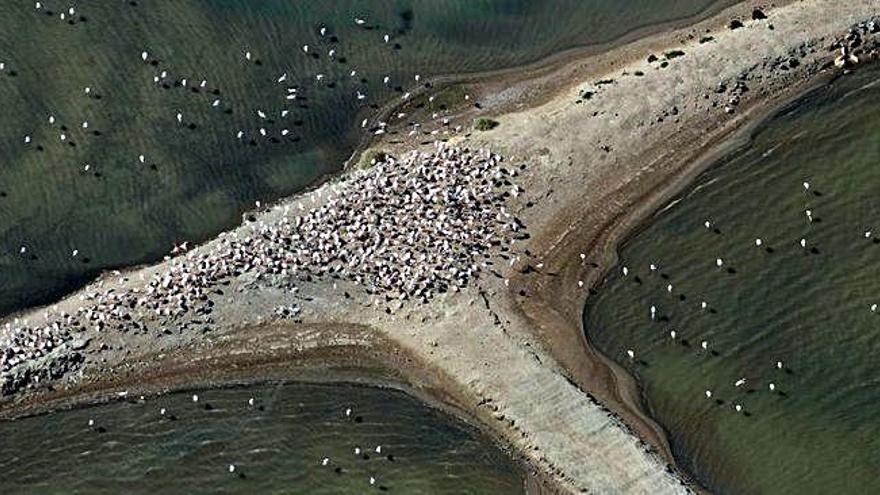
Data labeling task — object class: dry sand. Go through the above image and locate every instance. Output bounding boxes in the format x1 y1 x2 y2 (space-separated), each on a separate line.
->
3 1 880 494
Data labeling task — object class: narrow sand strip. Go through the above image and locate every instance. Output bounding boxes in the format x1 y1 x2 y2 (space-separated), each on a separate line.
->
3 1 879 494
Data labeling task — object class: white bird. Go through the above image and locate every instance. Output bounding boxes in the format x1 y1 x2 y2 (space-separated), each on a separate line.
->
176 112 183 123
319 26 327 36
302 44 309 53
622 266 629 276
734 404 743 412
277 73 287 83
88 418 94 427
369 477 376 486
138 154 146 164
649 263 657 271
669 330 677 340
281 110 289 117
245 51 252 61
700 301 708 310
257 110 266 119
345 407 352 417
871 304 877 312
19 246 26 254
666 284 673 293
35 1 42 9
200 79 207 88
361 119 368 128
776 361 784 370
799 238 807 248
141 51 149 61
48 115 56 124
701 340 708 350
803 181 810 191
375 445 382 454
23 135 31 144
705 390 712 398
865 230 873 239
321 457 330 466
72 249 78 257
160 408 166 416
350 70 358 77
82 121 89 129
228 464 236 473
354 447 361 455
328 49 336 58
383 33 390 43
192 394 199 403
768 383 776 391
236 131 244 139
626 349 635 360
383 76 390 85
355 18 366 25
212 99 221 107
84 86 91 94
415 74 421 82
755 238 762 246
650 305 656 320
248 397 255 406
316 74 325 81
704 220 712 229
805 209 813 222
356 91 366 100
715 258 724 267
734 378 746 387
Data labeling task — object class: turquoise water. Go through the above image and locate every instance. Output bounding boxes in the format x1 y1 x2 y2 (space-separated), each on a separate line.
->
0 0 733 317
0 382 524 494
583 65 880 494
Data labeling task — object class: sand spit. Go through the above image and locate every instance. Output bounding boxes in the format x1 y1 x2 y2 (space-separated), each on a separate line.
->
3 1 880 494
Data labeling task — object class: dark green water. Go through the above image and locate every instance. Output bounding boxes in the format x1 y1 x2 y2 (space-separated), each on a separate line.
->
584 65 880 494
0 0 733 317
0 382 524 494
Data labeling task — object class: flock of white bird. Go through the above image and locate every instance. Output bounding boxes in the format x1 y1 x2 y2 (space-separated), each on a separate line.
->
604 180 851 417
83 395 397 488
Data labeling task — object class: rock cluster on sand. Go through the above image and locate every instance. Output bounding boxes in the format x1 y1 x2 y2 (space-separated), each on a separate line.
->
1 145 524 396
830 17 880 67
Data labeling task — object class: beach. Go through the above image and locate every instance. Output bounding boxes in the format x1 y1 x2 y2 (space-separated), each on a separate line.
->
3 1 880 493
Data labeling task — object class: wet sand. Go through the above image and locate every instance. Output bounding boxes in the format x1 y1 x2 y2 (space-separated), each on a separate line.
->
3 0 880 493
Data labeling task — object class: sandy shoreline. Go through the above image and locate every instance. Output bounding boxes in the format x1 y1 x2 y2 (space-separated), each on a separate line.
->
0 324 549 492
3 1 880 494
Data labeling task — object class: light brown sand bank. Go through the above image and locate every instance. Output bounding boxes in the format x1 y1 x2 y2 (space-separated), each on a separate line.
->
3 1 880 494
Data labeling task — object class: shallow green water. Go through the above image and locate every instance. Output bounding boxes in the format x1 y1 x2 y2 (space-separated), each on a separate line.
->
0 382 524 494
583 65 880 494
0 0 732 316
